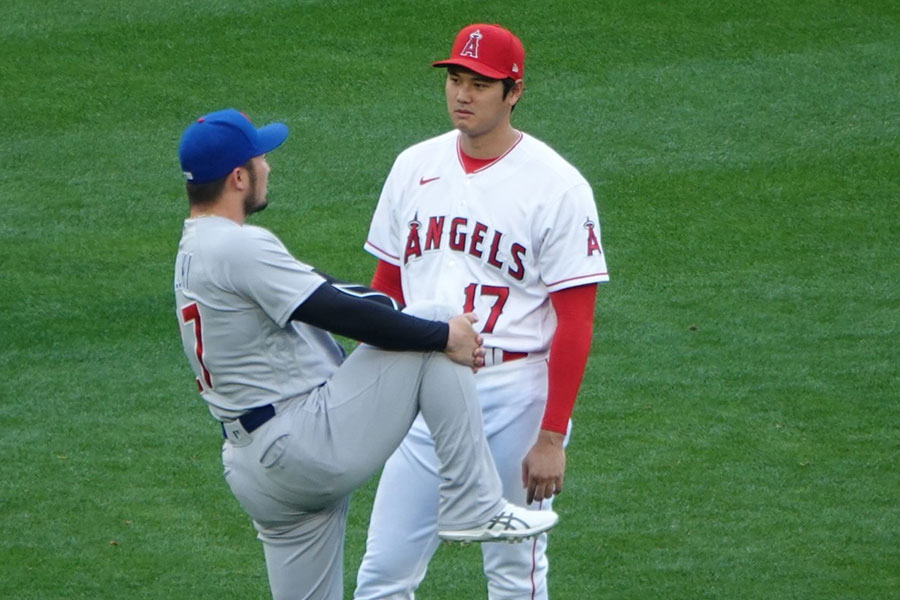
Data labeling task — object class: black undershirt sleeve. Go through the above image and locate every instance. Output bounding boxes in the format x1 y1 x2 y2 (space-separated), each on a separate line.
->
310 268 404 310
290 281 447 352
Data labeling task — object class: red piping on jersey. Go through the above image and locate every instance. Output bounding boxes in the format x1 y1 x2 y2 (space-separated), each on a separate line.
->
364 240 400 262
456 131 524 174
546 271 608 288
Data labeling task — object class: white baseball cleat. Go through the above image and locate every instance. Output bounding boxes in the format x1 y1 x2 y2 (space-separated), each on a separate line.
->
438 501 559 543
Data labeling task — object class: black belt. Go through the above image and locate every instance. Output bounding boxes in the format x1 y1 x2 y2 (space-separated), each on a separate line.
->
221 404 276 438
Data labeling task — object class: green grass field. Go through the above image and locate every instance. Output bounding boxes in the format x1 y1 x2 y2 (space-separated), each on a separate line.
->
2 1 898 598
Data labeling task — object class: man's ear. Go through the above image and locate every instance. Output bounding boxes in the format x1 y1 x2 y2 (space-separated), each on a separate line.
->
229 166 250 191
508 79 525 107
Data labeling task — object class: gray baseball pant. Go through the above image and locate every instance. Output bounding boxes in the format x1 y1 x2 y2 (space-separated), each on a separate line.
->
221 307 504 600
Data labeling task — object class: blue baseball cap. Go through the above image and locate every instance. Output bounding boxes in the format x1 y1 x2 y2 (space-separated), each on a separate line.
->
178 108 289 184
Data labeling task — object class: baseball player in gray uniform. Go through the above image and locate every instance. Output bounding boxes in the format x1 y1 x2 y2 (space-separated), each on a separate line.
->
172 108 558 600
356 25 609 599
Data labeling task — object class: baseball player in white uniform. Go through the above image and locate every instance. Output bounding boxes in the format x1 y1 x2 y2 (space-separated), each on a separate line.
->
356 25 609 599
172 108 558 600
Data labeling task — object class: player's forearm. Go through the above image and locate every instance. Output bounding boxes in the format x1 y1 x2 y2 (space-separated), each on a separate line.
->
542 284 597 433
291 282 447 351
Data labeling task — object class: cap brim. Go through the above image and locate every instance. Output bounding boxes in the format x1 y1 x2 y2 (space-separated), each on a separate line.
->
256 122 289 154
432 58 509 80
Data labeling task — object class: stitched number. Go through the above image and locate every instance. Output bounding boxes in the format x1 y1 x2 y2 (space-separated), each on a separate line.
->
480 286 510 333
181 302 213 390
463 283 509 334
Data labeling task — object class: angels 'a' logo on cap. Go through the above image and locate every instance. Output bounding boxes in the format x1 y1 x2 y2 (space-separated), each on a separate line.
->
512 63 519 73
460 29 483 58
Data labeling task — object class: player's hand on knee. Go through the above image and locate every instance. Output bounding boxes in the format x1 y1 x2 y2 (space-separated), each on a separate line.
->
445 313 485 371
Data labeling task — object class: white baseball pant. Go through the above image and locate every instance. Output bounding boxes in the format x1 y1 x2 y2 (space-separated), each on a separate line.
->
356 357 567 599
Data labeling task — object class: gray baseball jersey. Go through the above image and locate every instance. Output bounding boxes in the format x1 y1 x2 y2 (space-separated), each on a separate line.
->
174 216 343 420
173 214 510 600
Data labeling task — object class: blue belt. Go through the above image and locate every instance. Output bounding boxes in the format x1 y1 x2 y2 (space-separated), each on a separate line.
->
220 404 275 438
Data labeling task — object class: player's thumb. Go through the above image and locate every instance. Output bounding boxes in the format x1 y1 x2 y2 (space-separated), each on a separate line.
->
463 312 479 324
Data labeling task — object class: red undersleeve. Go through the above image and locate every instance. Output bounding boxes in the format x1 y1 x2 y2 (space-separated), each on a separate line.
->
371 260 405 305
544 284 597 433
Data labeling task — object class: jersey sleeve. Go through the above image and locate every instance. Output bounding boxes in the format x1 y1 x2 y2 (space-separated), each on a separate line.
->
538 182 610 292
364 157 403 265
223 226 326 328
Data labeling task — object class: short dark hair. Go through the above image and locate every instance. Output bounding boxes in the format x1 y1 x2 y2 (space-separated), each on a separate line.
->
501 78 517 98
501 78 520 111
185 159 253 206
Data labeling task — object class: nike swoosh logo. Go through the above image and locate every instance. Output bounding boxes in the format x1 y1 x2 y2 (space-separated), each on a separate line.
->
419 176 440 186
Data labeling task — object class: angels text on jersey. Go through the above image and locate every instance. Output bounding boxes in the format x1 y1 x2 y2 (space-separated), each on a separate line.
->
402 212 603 282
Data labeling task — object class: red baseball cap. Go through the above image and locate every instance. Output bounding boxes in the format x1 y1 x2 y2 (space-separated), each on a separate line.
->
432 24 525 80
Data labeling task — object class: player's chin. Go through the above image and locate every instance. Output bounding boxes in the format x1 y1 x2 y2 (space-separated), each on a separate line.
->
245 197 268 216
452 119 477 136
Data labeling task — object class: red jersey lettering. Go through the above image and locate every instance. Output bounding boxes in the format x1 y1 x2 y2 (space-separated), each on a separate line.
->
468 222 487 258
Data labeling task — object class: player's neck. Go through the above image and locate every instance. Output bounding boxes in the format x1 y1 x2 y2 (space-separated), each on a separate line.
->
189 195 246 225
458 124 520 160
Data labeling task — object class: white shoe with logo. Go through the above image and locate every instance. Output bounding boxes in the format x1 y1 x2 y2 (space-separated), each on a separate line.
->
438 501 559 543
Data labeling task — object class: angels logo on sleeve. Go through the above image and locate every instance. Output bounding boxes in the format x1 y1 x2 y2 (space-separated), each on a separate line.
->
584 217 603 256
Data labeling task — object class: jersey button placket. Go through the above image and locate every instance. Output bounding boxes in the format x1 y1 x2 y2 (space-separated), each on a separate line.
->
448 175 471 272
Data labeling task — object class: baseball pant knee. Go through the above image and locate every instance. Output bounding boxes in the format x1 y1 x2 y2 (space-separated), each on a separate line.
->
257 498 349 600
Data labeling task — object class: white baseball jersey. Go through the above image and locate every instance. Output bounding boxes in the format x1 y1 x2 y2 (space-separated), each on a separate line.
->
174 216 344 420
365 130 609 352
